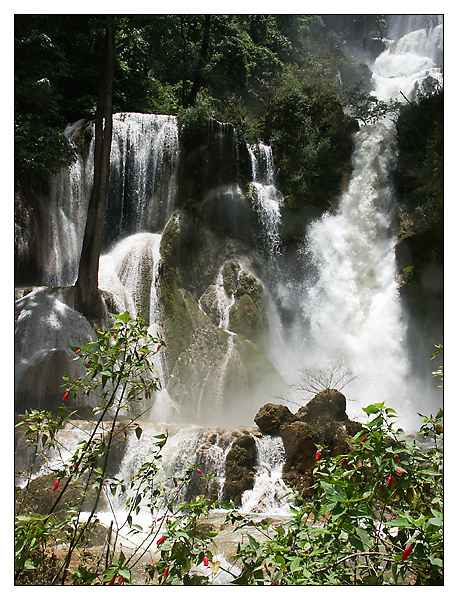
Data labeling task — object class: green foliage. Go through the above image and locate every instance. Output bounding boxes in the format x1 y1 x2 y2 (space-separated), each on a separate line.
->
14 13 364 199
15 312 163 584
146 494 219 585
15 311 222 586
226 403 443 585
430 344 443 386
344 84 402 125
262 68 358 209
395 87 443 231
14 15 103 176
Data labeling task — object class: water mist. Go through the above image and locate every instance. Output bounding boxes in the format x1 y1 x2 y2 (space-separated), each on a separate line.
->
268 18 443 430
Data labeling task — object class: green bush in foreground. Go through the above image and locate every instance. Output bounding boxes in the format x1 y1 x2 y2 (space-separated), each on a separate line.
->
228 403 443 585
15 320 443 585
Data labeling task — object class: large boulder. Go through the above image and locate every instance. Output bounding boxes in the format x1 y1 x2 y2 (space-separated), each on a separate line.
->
294 388 349 422
254 389 363 498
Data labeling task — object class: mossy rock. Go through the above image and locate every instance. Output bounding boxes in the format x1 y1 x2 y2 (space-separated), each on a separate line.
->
235 271 262 301
222 260 240 296
254 403 295 435
229 293 268 343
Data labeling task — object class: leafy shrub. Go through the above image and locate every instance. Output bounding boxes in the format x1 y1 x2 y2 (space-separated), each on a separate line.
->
262 69 358 210
394 87 443 231
226 402 443 585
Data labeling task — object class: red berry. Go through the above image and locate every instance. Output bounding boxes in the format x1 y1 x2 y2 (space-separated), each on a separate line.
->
402 545 413 561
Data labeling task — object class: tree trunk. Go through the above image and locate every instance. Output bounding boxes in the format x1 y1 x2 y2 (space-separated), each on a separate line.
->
185 15 211 108
75 17 115 326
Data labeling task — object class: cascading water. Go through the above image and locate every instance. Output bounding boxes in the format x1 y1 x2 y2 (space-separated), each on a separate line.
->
42 113 179 286
107 113 179 239
15 17 443 529
248 142 282 255
240 435 292 516
270 18 443 428
44 121 94 285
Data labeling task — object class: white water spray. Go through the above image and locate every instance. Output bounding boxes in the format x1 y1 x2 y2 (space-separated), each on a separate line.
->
241 435 292 516
248 142 282 255
288 21 443 427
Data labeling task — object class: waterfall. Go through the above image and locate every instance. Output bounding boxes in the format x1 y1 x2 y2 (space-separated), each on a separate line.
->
108 113 179 239
283 20 443 427
248 143 282 255
41 113 179 286
214 264 237 331
97 231 178 421
240 435 292 516
98 232 162 325
44 121 93 285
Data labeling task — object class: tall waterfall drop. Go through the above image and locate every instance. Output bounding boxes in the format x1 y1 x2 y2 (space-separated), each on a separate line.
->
41 113 179 286
269 17 443 428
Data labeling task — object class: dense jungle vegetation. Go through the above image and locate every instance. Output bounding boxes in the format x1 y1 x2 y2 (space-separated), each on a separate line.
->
15 14 443 222
15 13 441 221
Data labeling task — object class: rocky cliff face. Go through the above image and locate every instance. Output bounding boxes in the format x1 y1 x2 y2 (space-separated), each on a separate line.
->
14 117 286 423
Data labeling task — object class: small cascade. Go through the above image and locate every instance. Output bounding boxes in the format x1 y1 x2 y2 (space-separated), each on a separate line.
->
240 435 292 516
44 121 93 286
215 334 236 414
215 265 236 331
107 113 179 239
98 232 163 325
98 232 175 419
247 142 282 255
207 118 240 183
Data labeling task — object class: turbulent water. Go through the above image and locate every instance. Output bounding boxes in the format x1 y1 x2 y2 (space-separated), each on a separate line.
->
248 142 282 255
266 18 443 429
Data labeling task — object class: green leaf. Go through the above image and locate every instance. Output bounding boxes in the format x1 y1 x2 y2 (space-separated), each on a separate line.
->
135 426 142 439
113 311 131 323
363 403 384 415
355 527 371 548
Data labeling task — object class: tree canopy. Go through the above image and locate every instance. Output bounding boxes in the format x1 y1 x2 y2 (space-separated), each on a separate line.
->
15 13 442 217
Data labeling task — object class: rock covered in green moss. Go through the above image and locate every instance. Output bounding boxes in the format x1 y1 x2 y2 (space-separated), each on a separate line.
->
254 403 295 435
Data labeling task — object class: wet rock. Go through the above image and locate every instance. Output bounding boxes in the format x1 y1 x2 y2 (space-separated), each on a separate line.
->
294 388 349 422
254 403 295 435
223 434 257 504
15 473 107 519
254 389 363 499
